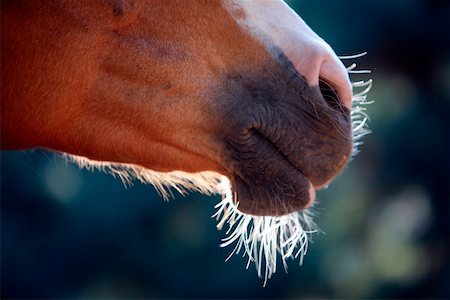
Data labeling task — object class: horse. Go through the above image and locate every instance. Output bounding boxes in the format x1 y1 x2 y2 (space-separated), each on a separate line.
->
1 0 371 282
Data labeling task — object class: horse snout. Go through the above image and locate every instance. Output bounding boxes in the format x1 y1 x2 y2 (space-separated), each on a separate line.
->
217 53 353 216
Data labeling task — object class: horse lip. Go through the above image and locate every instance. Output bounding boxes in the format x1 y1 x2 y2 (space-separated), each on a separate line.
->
272 141 317 209
256 123 351 193
305 181 316 209
221 128 318 215
269 142 317 207
255 130 317 209
256 129 305 177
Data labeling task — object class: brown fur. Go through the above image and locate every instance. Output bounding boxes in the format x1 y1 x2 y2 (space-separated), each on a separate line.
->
1 0 353 216
1 0 266 170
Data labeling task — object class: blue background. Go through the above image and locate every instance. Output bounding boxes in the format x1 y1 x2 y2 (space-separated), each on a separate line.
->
2 0 449 298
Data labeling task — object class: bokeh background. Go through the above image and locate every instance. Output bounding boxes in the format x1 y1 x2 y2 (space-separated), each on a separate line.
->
1 0 449 298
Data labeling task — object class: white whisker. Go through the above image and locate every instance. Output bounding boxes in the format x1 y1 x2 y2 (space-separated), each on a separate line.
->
349 69 372 74
339 52 367 60
345 54 373 158
62 52 372 286
346 62 357 71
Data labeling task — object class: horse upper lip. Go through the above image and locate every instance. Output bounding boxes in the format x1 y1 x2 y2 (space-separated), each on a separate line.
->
255 129 306 176
255 128 343 192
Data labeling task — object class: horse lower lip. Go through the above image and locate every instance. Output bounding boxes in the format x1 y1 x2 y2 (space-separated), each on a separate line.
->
258 134 319 211
226 132 317 216
276 153 317 210
305 181 316 209
264 136 309 183
277 154 317 209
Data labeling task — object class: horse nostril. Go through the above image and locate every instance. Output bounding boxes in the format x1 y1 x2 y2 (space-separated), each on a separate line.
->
319 79 349 114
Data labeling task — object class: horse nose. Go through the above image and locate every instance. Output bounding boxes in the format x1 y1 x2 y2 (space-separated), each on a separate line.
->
230 0 352 109
292 41 353 110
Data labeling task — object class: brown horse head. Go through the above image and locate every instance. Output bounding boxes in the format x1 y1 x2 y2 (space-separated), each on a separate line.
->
1 0 358 216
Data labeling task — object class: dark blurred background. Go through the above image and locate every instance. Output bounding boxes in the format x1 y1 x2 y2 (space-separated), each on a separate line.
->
1 0 449 298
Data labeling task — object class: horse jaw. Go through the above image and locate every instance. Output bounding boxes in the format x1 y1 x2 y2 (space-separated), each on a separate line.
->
61 1 372 284
63 61 371 284
62 152 316 286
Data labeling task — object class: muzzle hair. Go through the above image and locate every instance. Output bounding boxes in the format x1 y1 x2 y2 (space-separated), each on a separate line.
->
213 53 372 286
63 53 372 287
